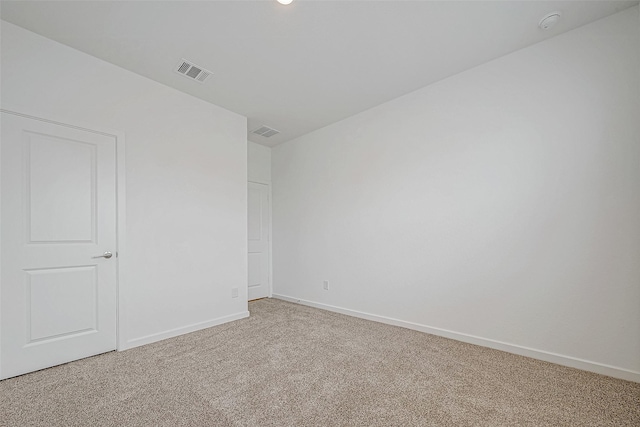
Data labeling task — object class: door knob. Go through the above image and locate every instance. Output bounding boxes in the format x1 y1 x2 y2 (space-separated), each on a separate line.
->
92 251 113 259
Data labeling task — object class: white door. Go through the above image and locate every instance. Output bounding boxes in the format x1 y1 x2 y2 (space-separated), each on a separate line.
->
0 112 118 380
248 182 270 301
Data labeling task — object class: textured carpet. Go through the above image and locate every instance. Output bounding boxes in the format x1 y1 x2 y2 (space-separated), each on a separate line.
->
1 298 638 427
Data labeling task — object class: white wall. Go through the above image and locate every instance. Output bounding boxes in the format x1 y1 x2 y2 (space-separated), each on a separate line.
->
1 21 249 348
248 141 271 184
272 7 640 381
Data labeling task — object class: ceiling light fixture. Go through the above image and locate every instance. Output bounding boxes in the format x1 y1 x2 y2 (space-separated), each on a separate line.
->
277 0 293 5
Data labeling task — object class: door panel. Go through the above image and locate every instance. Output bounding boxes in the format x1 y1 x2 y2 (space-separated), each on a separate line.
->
1 112 117 379
28 133 96 242
248 182 270 301
27 266 97 342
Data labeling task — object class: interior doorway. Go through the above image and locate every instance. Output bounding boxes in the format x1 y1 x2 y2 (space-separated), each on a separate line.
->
0 111 119 379
248 181 270 301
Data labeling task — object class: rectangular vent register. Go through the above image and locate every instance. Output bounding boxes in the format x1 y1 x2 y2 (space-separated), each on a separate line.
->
175 59 212 83
252 126 280 138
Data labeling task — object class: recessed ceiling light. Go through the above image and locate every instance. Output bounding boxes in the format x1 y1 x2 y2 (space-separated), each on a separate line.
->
277 0 293 5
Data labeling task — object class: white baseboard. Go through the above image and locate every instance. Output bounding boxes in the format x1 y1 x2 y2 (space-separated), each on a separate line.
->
122 311 250 350
272 294 640 383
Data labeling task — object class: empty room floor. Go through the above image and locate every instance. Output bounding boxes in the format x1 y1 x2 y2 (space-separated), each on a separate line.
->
1 298 638 426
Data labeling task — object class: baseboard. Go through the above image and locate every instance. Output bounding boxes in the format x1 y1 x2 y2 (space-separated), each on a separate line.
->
122 311 250 350
272 294 640 383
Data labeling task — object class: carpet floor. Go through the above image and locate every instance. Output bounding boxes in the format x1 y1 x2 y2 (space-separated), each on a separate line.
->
1 298 638 426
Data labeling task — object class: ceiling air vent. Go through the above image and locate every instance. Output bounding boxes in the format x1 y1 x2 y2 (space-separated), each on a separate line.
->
175 59 212 83
252 125 280 138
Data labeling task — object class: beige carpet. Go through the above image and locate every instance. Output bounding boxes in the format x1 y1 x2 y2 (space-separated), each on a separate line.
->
1 298 638 426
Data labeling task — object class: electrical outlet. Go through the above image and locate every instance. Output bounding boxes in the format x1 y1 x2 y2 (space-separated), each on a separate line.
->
323 280 329 291
231 287 239 298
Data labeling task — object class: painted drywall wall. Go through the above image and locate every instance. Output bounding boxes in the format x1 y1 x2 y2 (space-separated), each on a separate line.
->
272 7 640 380
1 21 249 348
248 141 271 184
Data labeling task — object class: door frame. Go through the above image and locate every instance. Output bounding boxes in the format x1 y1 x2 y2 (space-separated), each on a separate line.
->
0 107 128 372
248 179 272 300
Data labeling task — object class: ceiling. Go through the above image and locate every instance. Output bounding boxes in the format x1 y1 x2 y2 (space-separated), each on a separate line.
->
1 1 637 147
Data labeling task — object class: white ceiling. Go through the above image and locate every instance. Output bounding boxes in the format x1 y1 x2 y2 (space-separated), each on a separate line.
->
1 0 637 147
